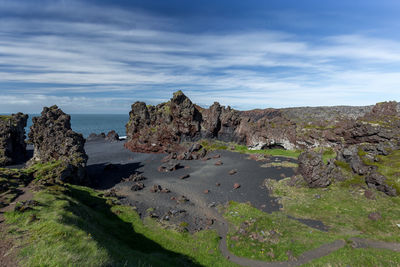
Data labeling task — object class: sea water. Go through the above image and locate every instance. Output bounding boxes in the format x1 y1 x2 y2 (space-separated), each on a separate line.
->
25 114 129 138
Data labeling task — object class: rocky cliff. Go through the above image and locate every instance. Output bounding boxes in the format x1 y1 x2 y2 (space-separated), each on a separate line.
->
125 91 400 153
28 106 88 184
0 113 28 166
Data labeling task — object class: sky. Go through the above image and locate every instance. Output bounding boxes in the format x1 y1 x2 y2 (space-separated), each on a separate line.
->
1 0 400 113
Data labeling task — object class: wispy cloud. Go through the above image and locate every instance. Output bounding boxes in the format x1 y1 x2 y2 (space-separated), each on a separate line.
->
0 0 400 113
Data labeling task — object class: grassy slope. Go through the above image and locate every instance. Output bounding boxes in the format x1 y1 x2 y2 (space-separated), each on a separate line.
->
224 202 336 262
3 183 235 267
222 149 400 266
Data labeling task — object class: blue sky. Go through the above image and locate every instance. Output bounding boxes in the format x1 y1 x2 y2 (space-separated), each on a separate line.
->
1 0 400 113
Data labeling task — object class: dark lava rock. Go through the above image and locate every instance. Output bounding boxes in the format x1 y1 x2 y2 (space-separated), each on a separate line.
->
150 184 170 193
229 169 237 175
87 133 106 141
215 160 223 166
298 151 344 188
123 172 146 182
179 174 190 180
177 195 189 203
158 162 181 172
368 212 382 221
365 172 397 196
28 106 88 184
125 92 400 153
131 182 145 191
0 113 28 166
104 189 117 197
105 130 119 142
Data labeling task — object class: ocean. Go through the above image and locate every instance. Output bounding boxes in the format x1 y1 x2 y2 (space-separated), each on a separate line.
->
25 114 129 138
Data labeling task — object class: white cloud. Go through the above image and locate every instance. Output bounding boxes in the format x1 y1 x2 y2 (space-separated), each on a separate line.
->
0 1 399 113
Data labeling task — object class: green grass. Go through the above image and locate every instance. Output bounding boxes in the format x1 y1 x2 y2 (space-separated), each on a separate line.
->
366 149 400 194
4 184 235 267
268 178 400 243
233 145 301 159
199 140 301 159
224 201 335 262
261 161 298 168
0 115 11 122
304 245 400 267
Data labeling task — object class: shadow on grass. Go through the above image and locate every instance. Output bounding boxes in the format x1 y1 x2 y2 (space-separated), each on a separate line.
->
87 162 143 190
64 185 203 266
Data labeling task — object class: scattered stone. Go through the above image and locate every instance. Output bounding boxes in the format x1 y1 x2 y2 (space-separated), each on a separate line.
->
368 212 382 221
158 162 181 172
216 182 221 186
215 160 223 166
123 172 146 182
206 218 214 226
150 184 162 193
180 174 190 179
177 195 189 203
131 182 145 191
213 154 221 159
228 169 237 175
161 188 171 193
104 189 117 198
203 189 209 194
208 202 216 208
233 183 241 189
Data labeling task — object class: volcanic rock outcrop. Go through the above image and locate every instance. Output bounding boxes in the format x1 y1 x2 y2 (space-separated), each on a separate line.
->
125 91 400 153
297 151 345 188
0 113 28 166
28 106 88 184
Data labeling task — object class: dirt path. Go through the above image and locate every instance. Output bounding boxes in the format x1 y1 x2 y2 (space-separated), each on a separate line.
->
0 185 33 267
210 209 400 267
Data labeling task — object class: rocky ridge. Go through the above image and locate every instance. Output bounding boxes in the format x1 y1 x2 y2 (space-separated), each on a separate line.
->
28 106 88 184
0 113 28 166
125 91 400 153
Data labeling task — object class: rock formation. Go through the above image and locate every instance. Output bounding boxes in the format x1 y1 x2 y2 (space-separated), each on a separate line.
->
0 113 28 166
297 151 345 188
125 91 400 153
28 106 88 184
337 143 398 196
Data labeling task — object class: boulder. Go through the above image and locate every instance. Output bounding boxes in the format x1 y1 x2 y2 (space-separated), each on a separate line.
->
105 130 119 142
87 133 106 141
0 113 28 166
298 151 345 188
28 106 88 184
365 172 397 196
